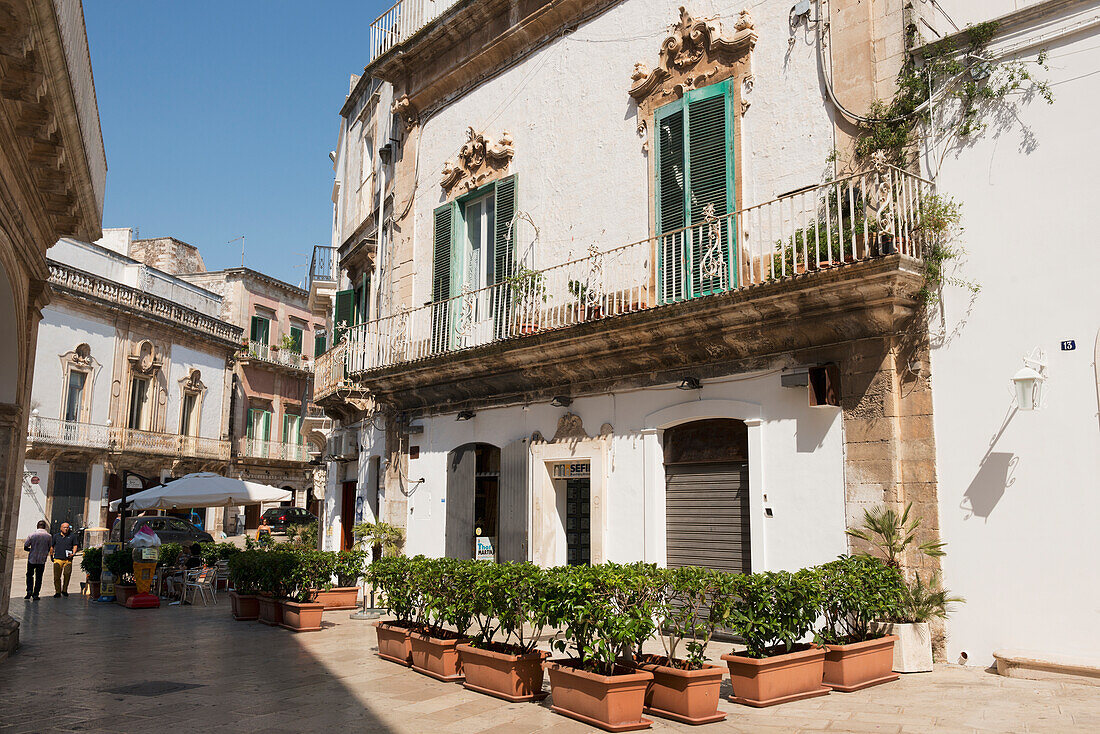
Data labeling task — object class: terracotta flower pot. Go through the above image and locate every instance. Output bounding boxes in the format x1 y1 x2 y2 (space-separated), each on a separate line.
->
822 635 899 692
257 595 284 626
636 656 727 725
114 584 137 606
229 591 260 621
281 600 324 632
311 586 359 610
545 660 653 732
721 645 830 707
457 643 548 702
87 579 101 599
374 620 413 666
409 629 467 682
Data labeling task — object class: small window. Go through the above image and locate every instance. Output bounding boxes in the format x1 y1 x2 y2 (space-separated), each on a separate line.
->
250 315 270 346
288 326 303 354
314 330 327 358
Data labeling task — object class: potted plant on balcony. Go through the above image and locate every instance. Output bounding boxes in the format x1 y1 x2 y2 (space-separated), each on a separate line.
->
312 549 364 610
227 550 262 621
281 548 325 632
543 564 657 732
368 555 417 666
105 549 136 606
638 566 727 724
80 547 103 599
845 503 963 673
815 555 904 691
506 265 549 335
568 279 603 322
717 569 829 707
409 557 476 682
459 561 550 702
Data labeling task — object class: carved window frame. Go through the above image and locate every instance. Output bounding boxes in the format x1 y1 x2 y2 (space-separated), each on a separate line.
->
58 343 98 423
178 368 206 437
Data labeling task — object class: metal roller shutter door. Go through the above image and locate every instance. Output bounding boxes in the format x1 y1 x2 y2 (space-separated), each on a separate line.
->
665 462 750 573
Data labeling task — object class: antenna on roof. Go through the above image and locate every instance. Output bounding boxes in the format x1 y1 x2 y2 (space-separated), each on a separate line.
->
228 235 245 267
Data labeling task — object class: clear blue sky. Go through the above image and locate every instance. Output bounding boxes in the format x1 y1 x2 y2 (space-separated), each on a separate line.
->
85 1 384 286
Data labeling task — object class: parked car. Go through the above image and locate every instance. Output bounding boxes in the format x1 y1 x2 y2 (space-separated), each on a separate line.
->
261 507 316 533
110 516 214 545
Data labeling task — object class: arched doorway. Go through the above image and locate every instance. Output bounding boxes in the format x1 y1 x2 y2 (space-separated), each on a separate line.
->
0 259 18 404
663 419 750 573
445 443 500 559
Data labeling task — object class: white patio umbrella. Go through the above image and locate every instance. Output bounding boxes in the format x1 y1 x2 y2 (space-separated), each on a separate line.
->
108 472 292 511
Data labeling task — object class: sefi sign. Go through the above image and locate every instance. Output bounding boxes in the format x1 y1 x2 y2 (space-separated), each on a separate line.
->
551 461 591 479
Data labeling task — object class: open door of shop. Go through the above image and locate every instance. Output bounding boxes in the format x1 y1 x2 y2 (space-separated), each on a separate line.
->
341 481 356 551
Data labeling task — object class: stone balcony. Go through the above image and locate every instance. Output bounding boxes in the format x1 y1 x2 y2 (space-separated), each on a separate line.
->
235 344 313 375
26 414 230 461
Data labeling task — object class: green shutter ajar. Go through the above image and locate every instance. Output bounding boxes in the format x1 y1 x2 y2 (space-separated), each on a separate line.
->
656 103 686 303
431 203 455 353
333 289 354 344
492 175 516 337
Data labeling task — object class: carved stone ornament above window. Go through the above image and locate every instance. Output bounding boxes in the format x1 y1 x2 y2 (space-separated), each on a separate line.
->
181 368 205 393
629 6 756 104
71 343 92 367
440 126 515 194
128 340 161 376
391 94 418 129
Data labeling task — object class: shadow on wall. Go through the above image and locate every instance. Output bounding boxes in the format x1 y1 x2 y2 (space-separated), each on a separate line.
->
961 452 1018 521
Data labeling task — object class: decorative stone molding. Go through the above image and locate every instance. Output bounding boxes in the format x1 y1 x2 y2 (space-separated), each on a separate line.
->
391 94 418 129
628 6 756 104
552 412 589 442
440 126 515 194
180 368 205 394
71 343 92 366
128 339 161 375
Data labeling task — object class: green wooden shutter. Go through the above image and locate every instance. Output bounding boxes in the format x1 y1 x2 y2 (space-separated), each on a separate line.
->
656 102 687 303
289 326 303 353
250 316 269 345
431 203 455 353
333 289 353 344
492 175 517 338
314 331 326 357
685 81 735 296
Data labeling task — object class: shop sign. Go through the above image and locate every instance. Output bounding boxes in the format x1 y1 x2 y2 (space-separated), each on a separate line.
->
552 461 590 479
475 536 495 561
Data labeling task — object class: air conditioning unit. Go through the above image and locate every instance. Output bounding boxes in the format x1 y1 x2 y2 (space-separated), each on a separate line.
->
340 430 359 459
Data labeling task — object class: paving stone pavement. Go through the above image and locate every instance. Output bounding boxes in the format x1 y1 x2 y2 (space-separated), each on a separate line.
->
1 559 1097 734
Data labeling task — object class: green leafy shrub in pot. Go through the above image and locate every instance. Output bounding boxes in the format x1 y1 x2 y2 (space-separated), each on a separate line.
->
544 563 660 675
653 565 724 670
103 549 135 585
366 555 416 625
198 542 219 566
333 549 367 587
80 546 102 577
714 569 822 658
255 548 298 599
157 542 183 566
285 548 329 603
469 561 549 655
228 550 263 595
816 556 905 644
215 542 241 561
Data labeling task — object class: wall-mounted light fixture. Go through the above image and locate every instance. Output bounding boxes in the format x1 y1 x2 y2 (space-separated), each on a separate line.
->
677 377 702 390
456 410 476 421
1012 348 1047 411
550 396 573 407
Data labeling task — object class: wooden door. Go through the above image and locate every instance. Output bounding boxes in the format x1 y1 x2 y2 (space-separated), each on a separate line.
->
341 481 357 551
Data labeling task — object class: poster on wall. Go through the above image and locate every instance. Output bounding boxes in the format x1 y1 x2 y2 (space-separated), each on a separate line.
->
475 536 495 562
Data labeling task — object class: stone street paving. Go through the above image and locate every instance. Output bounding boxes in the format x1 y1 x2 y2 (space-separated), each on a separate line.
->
1 560 1097 734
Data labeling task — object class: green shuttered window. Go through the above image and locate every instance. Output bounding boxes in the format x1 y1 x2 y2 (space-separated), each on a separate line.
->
250 315 270 345
655 79 736 303
333 289 353 344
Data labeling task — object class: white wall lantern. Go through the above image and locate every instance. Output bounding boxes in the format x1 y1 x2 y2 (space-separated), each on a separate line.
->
1011 349 1047 411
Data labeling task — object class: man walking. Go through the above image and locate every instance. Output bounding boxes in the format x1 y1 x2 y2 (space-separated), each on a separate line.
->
51 522 79 597
23 520 52 600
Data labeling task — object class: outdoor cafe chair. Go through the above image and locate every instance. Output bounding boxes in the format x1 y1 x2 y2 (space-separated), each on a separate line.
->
182 568 217 606
214 560 230 591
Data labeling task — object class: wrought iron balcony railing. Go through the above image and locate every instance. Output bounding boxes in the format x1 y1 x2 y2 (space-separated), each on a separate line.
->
237 344 313 373
48 261 243 345
369 0 461 63
27 415 230 460
239 437 309 463
307 245 337 292
326 166 933 386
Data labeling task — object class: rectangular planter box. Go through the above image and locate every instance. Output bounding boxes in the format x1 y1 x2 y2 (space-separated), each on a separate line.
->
409 629 466 682
257 595 284 626
823 635 899 692
873 622 933 673
458 643 548 702
230 591 260 621
721 645 830 707
637 657 726 725
545 660 653 732
374 621 413 666
280 600 324 632
312 586 359 610
114 584 137 606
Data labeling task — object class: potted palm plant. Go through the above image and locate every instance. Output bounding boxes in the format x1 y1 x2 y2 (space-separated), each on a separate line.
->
816 555 904 691
459 561 550 702
543 564 657 732
717 569 829 707
638 566 727 724
846 503 963 673
408 557 475 682
368 555 417 666
353 520 405 617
